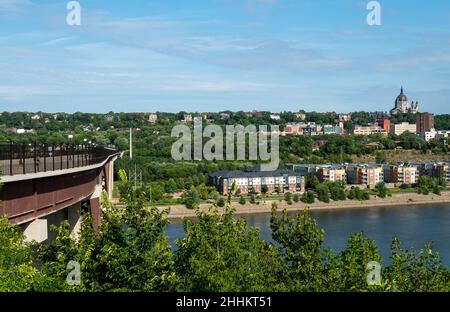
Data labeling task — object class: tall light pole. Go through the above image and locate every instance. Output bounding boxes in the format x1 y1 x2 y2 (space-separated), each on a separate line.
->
129 128 133 160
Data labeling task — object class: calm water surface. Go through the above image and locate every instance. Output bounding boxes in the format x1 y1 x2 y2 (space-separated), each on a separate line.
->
166 203 450 266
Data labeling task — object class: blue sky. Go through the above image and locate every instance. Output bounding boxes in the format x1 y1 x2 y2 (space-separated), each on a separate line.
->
0 0 450 113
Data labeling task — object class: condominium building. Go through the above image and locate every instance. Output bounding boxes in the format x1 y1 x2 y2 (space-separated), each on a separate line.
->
289 164 347 183
383 163 418 185
346 164 384 188
430 162 450 184
209 168 305 195
317 165 347 183
411 162 450 185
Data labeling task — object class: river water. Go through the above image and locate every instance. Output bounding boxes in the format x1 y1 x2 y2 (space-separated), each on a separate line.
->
166 203 450 266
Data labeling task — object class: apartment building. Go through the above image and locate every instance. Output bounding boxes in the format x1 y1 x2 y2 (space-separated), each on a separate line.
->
209 168 305 195
317 165 347 183
410 162 450 185
346 164 384 188
383 163 419 185
289 164 347 183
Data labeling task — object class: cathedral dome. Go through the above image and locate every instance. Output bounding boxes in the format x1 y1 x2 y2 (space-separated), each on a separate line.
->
396 87 408 102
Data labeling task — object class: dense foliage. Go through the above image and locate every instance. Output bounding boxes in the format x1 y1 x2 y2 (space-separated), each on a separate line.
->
0 172 449 292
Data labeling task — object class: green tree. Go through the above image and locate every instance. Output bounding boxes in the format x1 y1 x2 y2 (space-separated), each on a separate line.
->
316 184 330 203
184 187 201 209
284 192 293 205
375 182 389 199
174 186 283 291
0 218 57 291
261 185 269 194
301 191 315 204
38 170 175 291
216 197 225 207
270 206 326 291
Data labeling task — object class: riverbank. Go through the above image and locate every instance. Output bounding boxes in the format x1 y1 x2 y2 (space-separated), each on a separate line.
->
161 191 450 220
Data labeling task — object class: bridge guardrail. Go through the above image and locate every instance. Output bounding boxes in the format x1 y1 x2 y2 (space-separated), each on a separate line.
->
0 142 118 176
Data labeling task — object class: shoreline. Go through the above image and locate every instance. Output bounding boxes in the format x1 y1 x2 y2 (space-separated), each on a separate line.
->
162 192 450 220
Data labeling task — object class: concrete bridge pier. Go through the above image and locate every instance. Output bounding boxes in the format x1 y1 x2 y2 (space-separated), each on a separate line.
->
21 202 84 243
68 202 82 240
23 218 48 243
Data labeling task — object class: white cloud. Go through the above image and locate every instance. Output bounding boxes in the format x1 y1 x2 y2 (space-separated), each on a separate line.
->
0 0 31 12
0 85 60 101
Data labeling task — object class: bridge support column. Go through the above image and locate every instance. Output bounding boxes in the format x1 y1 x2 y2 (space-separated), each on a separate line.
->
89 184 103 233
68 202 82 240
90 197 101 233
23 219 48 243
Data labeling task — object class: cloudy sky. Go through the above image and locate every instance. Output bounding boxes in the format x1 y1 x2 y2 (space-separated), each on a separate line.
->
0 0 449 113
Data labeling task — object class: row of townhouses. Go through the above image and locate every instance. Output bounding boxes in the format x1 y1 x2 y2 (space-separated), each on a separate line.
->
209 162 450 195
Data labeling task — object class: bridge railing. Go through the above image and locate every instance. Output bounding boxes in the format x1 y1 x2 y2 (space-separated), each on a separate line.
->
0 142 118 176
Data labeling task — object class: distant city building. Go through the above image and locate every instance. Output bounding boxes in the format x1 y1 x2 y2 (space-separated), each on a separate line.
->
281 124 304 136
313 140 328 151
148 113 158 124
353 124 387 136
390 87 419 115
104 115 113 122
219 112 230 120
338 113 352 122
437 130 450 139
31 114 41 120
183 114 193 122
203 114 215 123
296 113 306 121
13 128 36 134
270 114 281 121
416 112 435 134
422 129 437 142
390 122 417 135
376 116 391 133
323 125 335 135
